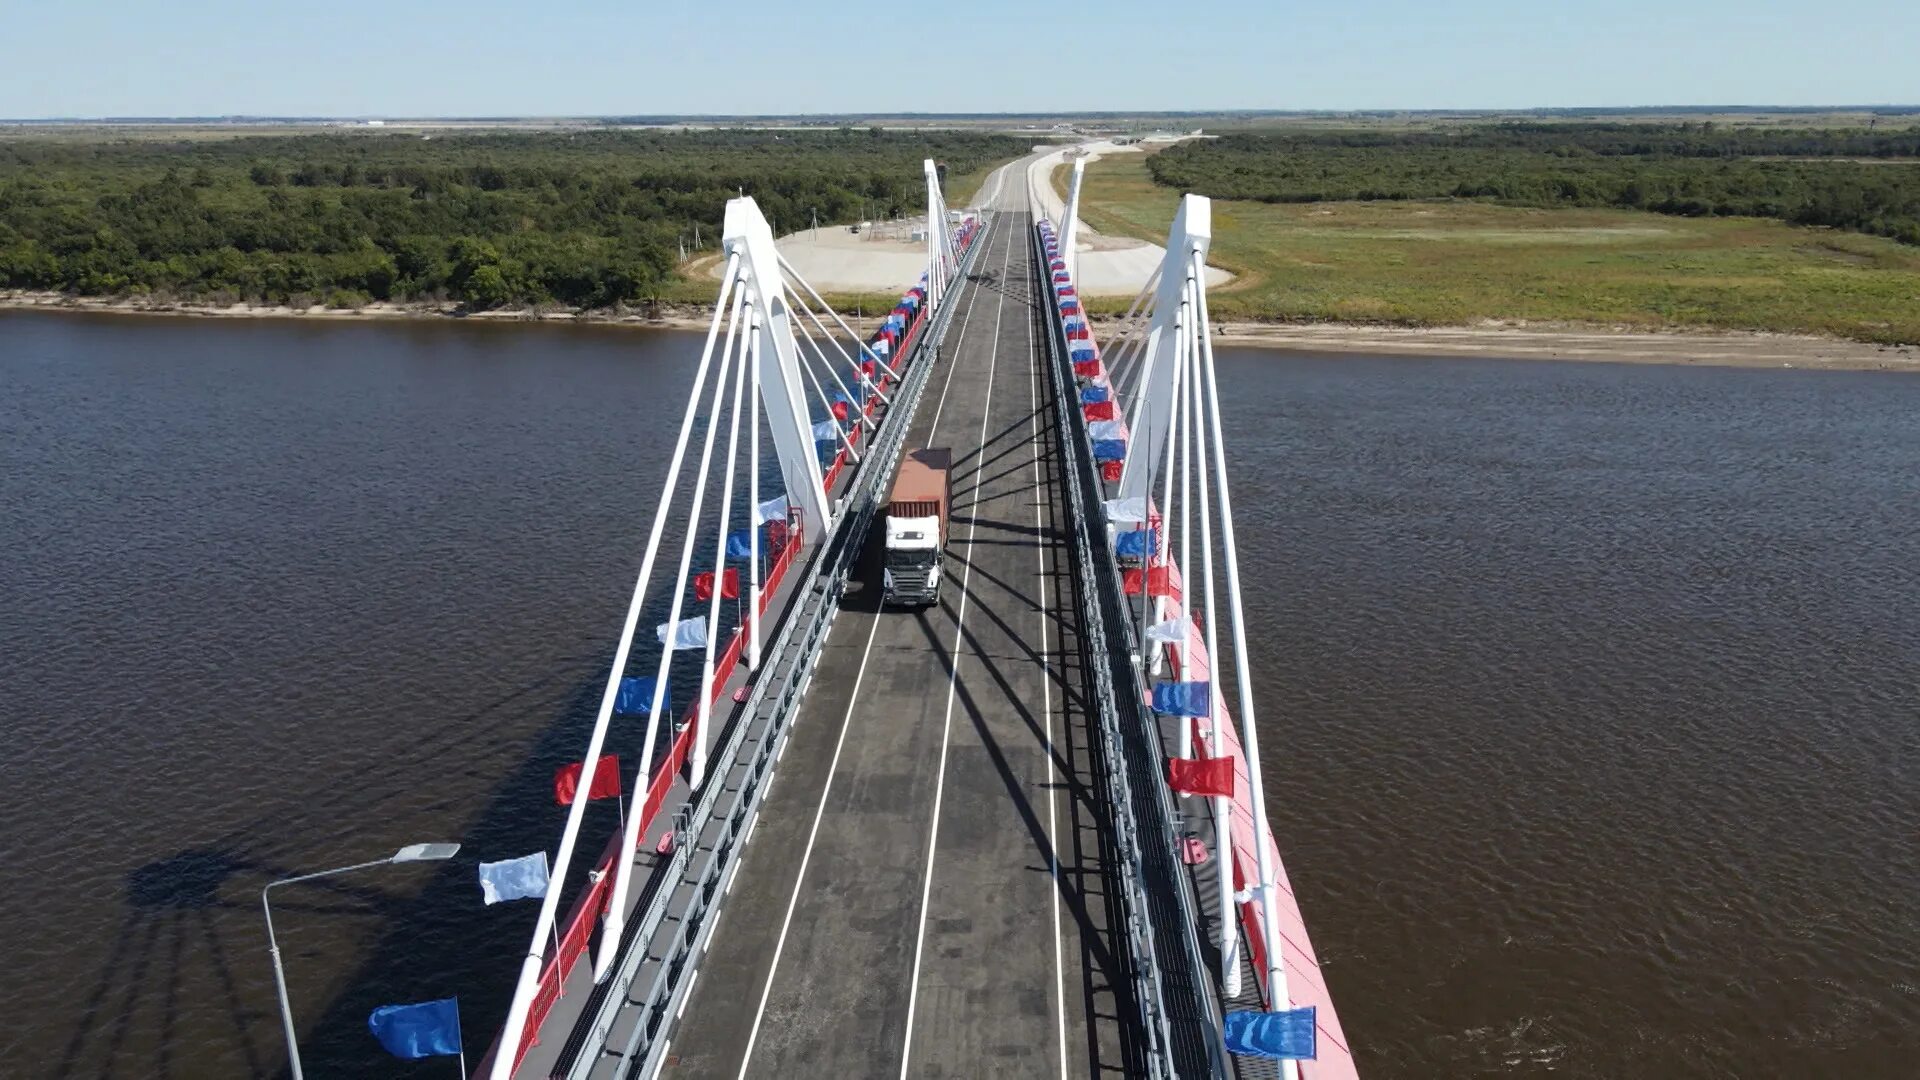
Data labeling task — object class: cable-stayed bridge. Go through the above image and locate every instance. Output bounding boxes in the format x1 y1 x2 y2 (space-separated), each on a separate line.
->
474 149 1358 1080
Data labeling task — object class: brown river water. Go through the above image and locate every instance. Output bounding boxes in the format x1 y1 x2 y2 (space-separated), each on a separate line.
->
2 311 1915 1078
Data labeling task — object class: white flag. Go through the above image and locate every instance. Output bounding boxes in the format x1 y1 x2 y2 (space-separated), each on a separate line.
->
478 852 550 905
1146 617 1190 644
812 420 840 441
1103 496 1147 523
1088 419 1126 441
756 494 789 525
656 616 708 650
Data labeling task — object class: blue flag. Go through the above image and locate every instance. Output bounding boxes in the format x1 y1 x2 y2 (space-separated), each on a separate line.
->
1152 680 1211 717
1223 1007 1317 1059
615 676 668 718
477 852 549 905
726 529 754 559
1115 528 1158 558
368 998 462 1059
1092 439 1127 462
1080 386 1109 404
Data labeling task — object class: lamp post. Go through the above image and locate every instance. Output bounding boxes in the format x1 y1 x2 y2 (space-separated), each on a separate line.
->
262 842 461 1080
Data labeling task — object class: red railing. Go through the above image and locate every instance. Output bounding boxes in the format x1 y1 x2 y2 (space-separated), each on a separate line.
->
511 519 803 1071
511 225 975 1072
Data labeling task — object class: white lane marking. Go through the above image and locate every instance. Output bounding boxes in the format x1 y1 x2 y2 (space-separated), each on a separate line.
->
1024 222 1069 1079
923 213 1001 447
735 611 884 1077
898 211 1015 1079
734 213 1008 1080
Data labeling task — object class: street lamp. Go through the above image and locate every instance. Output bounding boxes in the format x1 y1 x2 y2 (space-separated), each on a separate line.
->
262 842 461 1080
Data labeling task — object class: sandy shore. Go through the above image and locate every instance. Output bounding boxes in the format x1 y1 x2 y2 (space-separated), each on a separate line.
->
6 291 1915 371
0 289 721 331
1208 320 1920 371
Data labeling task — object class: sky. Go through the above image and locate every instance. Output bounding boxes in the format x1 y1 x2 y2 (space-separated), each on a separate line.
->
3 0 1915 118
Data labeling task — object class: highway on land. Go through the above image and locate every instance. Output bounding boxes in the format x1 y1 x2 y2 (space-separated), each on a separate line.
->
665 167 1136 1078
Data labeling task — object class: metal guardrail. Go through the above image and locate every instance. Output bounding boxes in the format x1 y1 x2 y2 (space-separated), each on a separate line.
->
561 224 989 1080
1029 222 1228 1079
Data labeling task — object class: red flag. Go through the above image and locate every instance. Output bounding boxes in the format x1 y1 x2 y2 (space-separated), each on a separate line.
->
1073 360 1102 377
694 568 740 601
1169 755 1235 798
862 360 878 376
1083 401 1116 421
767 520 790 552
554 754 622 805
1122 565 1180 600
831 400 851 421
1100 460 1123 482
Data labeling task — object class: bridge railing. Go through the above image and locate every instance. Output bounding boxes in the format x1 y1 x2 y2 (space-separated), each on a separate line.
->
1030 221 1228 1078
510 516 806 1072
553 217 988 1080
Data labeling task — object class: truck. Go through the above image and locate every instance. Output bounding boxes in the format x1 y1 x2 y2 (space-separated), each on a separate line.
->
882 447 952 607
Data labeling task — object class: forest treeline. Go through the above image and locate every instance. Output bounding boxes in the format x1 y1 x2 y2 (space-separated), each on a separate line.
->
1147 124 1920 245
0 129 1027 307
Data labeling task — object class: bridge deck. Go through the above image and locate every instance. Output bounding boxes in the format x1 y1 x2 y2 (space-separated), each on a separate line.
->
660 206 1139 1077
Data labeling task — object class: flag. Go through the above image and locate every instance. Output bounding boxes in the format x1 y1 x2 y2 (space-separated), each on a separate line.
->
1103 496 1147 523
656 616 708 649
1092 439 1127 462
367 998 462 1060
615 676 668 718
1084 401 1116 421
1152 680 1211 717
1080 386 1109 404
1123 565 1179 600
812 419 841 441
1101 460 1123 482
1074 360 1103 378
725 529 754 559
554 753 621 804
477 852 550 905
1223 1007 1317 1060
756 494 789 525
1115 528 1158 558
767 519 790 552
695 568 740 601
1169 755 1235 798
1089 419 1126 441
1145 616 1190 644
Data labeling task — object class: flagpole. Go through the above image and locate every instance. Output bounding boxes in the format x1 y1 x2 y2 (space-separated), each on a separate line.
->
456 998 468 1080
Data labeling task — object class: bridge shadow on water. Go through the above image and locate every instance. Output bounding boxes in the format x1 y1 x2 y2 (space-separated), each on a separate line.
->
48 652 682 1080
278 660 667 1079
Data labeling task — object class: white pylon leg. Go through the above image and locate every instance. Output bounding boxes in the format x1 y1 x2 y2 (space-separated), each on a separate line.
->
1060 156 1085 284
1118 195 1211 507
749 321 762 673
725 197 831 539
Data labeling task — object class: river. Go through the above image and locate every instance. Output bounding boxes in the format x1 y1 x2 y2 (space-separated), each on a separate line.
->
2 311 1915 1078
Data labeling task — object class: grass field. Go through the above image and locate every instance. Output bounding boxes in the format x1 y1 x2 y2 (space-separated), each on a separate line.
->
1063 154 1920 345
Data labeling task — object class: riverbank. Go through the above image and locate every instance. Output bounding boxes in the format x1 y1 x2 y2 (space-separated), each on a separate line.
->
0 289 721 331
1210 320 1920 371
7 290 1917 370
1066 153 1920 349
